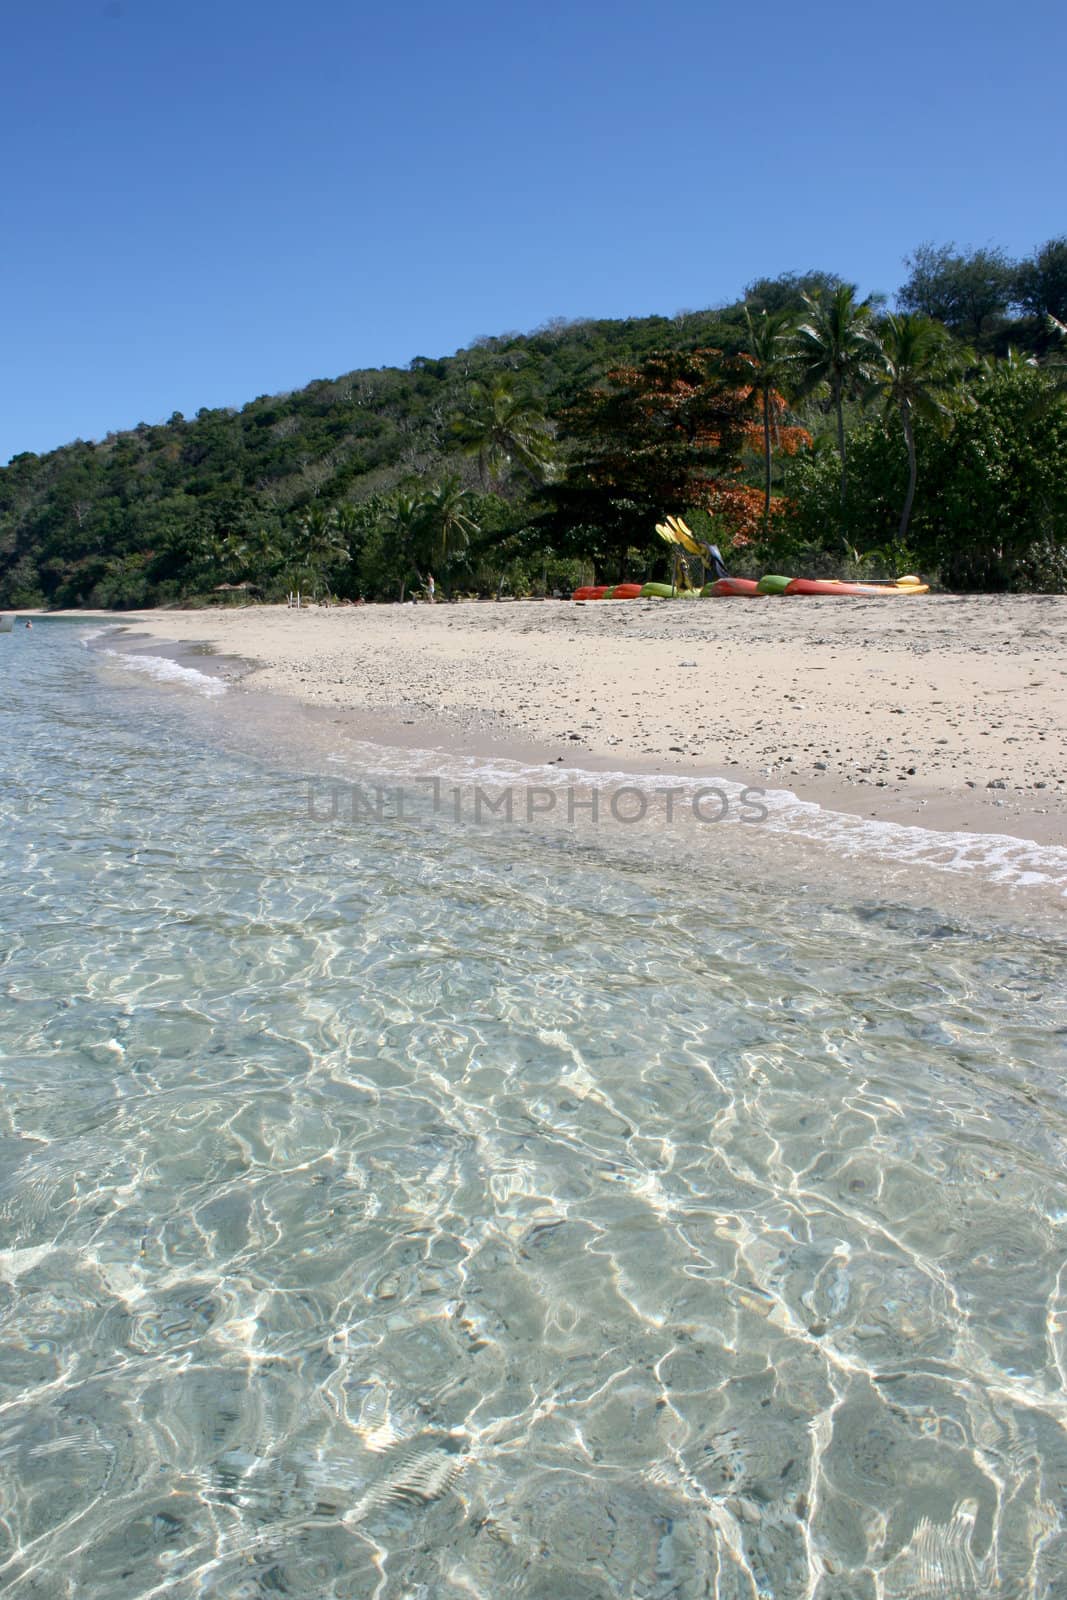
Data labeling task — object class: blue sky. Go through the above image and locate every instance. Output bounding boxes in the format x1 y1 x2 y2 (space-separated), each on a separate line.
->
3 0 1064 462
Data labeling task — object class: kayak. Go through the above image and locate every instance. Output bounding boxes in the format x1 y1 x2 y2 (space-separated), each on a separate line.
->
704 578 761 597
641 582 699 598
608 583 645 599
784 577 930 596
639 582 676 599
573 574 929 600
574 582 654 600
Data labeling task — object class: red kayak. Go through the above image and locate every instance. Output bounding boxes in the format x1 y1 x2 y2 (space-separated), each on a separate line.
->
573 583 646 600
707 577 761 597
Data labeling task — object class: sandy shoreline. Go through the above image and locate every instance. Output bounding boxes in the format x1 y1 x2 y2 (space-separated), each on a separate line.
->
38 595 1067 848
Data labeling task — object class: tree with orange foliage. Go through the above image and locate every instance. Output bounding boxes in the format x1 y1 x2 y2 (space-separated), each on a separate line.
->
701 482 779 547
705 409 809 546
545 349 759 575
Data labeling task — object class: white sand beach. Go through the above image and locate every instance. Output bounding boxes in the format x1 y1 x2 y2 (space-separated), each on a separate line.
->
80 593 1067 847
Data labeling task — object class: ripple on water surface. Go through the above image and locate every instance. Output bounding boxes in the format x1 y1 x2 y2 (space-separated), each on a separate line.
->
0 622 1066 1599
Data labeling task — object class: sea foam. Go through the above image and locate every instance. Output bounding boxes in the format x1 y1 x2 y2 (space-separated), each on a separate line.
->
94 641 228 697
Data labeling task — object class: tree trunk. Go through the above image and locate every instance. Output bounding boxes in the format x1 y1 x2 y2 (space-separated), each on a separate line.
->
835 383 847 507
835 382 848 547
898 403 918 543
762 385 773 529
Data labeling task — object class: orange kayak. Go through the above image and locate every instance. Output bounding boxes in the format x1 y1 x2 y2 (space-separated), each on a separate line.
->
785 578 929 596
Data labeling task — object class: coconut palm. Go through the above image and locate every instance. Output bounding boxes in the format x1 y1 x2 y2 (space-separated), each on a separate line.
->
793 285 883 520
740 305 798 530
419 476 479 573
378 492 423 601
451 375 554 492
292 505 350 594
875 314 966 542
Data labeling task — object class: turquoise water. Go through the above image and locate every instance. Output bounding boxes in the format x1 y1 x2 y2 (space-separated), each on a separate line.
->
2 622 1067 1600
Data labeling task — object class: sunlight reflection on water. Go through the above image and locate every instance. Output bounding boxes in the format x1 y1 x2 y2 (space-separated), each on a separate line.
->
1 623 1065 1599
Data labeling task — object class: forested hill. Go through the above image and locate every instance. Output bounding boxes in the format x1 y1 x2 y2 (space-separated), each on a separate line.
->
3 240 1066 607
0 307 740 608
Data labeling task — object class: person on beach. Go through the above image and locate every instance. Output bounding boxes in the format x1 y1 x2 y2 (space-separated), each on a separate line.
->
426 573 435 604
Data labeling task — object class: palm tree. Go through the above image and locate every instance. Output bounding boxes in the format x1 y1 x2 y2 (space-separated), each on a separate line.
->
334 502 363 543
373 492 424 601
418 476 479 575
213 525 282 592
740 305 797 530
875 314 965 542
451 375 554 492
793 285 883 522
292 505 349 595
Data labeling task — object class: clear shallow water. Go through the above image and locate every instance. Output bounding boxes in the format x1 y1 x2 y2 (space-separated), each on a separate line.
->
2 624 1067 1599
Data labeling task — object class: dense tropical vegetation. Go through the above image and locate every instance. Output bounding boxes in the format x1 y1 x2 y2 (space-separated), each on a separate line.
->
2 236 1066 608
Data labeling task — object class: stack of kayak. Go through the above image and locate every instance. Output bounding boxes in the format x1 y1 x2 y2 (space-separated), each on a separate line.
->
573 582 648 600
574 582 658 600
573 575 929 600
709 574 929 597
573 514 929 600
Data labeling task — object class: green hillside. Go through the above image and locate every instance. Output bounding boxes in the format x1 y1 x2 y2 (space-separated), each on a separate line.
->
0 310 738 608
3 242 1066 606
